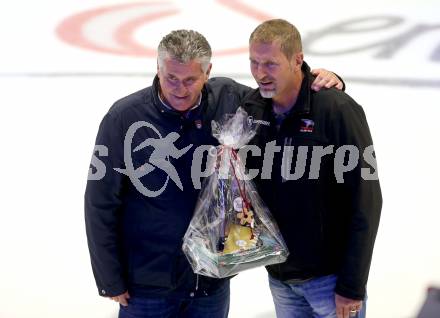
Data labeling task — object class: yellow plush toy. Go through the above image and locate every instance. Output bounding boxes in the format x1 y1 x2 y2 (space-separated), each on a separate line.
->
223 223 257 254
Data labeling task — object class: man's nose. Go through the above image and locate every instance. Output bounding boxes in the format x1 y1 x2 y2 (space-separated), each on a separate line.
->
174 81 188 94
254 65 267 80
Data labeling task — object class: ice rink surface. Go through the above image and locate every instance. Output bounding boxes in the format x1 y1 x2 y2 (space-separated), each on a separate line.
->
1 1 439 317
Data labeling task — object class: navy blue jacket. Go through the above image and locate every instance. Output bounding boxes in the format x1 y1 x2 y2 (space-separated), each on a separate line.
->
85 76 250 298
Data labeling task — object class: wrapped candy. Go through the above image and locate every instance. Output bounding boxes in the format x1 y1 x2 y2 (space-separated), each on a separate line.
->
182 107 289 278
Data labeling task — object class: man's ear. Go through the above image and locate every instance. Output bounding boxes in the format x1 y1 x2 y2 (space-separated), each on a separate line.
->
295 52 304 68
204 63 212 81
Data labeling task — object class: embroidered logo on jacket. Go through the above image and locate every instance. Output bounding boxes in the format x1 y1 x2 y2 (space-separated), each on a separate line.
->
248 116 270 127
300 119 314 132
195 119 202 129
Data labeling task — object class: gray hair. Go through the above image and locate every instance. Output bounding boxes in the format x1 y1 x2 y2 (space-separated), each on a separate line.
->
157 30 212 73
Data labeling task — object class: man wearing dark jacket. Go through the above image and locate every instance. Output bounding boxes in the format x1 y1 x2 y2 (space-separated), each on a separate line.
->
85 29 342 318
241 19 382 318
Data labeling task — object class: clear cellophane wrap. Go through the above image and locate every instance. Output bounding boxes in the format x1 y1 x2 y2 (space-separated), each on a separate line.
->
182 108 289 278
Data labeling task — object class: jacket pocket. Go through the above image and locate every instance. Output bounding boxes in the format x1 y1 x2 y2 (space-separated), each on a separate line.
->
128 249 176 288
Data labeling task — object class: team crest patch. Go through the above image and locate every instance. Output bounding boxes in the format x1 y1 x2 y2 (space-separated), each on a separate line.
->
300 119 314 132
195 119 202 129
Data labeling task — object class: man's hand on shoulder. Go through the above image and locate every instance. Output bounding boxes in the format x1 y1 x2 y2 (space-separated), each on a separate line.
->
311 68 344 91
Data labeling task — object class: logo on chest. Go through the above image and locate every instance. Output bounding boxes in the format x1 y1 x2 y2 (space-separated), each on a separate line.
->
299 119 314 133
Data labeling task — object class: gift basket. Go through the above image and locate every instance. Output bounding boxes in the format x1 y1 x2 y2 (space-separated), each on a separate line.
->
182 107 289 278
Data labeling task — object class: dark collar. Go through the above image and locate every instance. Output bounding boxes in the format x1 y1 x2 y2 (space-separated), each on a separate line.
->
290 61 313 116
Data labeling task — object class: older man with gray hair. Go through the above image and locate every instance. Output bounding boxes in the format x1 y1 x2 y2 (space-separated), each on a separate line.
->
85 29 342 318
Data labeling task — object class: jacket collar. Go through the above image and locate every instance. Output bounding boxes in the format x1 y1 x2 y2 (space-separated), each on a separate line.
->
288 61 313 116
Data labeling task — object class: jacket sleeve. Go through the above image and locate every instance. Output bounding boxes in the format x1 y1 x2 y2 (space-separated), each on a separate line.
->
84 111 127 297
332 99 382 300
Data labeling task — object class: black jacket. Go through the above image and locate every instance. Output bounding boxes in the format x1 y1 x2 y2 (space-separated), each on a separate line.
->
241 62 382 300
85 76 250 298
